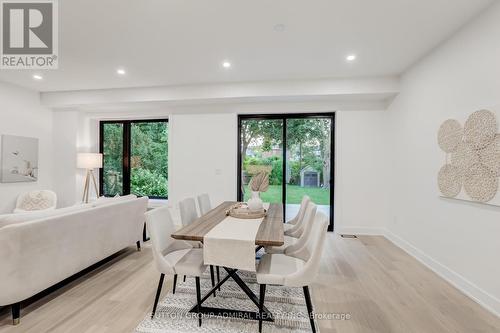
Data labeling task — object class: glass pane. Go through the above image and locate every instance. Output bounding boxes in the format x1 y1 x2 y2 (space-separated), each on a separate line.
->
286 118 331 219
102 123 124 196
240 119 283 203
130 122 168 198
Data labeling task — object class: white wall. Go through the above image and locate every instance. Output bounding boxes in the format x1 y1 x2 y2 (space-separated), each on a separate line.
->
0 82 54 213
52 111 78 207
61 107 390 232
386 2 500 316
168 113 238 211
168 109 391 231
52 111 112 207
335 110 391 234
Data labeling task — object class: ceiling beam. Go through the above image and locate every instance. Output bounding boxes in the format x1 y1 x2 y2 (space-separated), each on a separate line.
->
41 76 399 110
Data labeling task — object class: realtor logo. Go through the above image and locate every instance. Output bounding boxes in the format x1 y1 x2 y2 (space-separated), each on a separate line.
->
1 0 58 69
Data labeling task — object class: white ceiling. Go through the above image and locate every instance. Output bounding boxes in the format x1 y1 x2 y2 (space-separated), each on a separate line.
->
0 0 493 92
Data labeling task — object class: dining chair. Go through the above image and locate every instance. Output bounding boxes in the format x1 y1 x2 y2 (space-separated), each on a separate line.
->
284 196 310 231
146 206 212 326
256 212 328 333
266 202 317 255
179 197 199 226
196 193 221 290
197 193 212 215
179 197 219 289
198 193 220 291
285 199 314 238
179 197 203 252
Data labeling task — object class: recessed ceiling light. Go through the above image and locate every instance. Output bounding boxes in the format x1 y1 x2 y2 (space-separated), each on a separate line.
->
222 61 231 69
346 54 357 62
116 68 126 75
273 24 285 32
33 74 43 80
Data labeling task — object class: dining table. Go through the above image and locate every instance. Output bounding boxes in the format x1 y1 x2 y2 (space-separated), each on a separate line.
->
171 201 284 322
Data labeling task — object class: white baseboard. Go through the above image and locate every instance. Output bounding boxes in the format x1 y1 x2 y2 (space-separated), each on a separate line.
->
336 226 500 318
335 226 385 236
383 229 500 318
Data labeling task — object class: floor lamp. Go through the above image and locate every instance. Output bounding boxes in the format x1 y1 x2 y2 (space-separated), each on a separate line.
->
77 153 103 203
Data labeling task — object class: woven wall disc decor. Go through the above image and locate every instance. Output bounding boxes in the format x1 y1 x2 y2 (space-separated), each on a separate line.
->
451 141 479 177
438 109 499 204
479 135 500 177
463 163 498 202
438 119 463 153
464 109 497 150
438 164 462 198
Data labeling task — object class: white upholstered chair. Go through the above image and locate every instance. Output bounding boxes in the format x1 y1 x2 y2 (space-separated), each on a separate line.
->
179 198 203 253
266 202 317 255
285 198 313 238
146 206 212 326
179 197 219 288
196 193 222 289
257 212 328 333
179 198 199 226
284 196 310 231
197 193 212 215
14 190 57 213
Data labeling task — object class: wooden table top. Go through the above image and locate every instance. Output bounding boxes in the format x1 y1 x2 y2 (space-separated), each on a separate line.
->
171 201 284 247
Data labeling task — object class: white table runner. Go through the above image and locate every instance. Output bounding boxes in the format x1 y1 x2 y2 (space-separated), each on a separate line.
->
203 203 269 272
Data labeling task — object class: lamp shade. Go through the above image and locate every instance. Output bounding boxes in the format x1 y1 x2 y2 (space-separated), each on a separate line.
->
77 153 103 169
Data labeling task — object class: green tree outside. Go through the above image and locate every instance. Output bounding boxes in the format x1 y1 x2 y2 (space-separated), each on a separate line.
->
241 118 331 204
102 121 168 198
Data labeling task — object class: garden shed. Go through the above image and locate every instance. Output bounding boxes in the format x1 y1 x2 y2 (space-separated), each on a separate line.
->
300 166 320 187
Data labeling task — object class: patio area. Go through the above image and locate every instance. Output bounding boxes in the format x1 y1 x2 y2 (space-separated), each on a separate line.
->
285 203 330 220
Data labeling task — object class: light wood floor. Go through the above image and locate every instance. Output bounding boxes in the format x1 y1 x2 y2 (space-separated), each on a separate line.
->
1 234 499 332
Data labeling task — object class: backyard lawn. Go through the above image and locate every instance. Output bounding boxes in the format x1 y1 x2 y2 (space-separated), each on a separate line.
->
243 185 330 205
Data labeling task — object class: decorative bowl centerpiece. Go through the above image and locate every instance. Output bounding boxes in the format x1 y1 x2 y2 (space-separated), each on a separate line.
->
226 202 267 219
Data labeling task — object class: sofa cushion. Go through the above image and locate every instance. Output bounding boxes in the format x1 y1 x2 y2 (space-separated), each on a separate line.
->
0 204 92 229
15 190 57 212
92 194 138 207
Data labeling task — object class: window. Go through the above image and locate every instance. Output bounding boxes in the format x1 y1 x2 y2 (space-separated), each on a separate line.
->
99 119 168 199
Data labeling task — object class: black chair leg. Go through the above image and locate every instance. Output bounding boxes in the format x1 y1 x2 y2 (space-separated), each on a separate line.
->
210 265 216 297
303 286 316 333
259 284 266 333
195 276 202 327
216 266 221 291
151 273 165 319
172 274 178 294
136 241 141 251
183 275 186 282
12 302 20 325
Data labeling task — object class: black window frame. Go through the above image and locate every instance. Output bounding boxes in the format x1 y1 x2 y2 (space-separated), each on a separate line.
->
99 119 169 199
237 113 335 232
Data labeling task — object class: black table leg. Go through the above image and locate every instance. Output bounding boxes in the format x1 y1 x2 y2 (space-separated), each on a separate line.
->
209 265 216 297
172 274 177 294
216 266 221 291
188 267 274 323
195 277 202 327
142 223 150 242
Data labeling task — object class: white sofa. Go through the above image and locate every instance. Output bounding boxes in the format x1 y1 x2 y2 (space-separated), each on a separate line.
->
0 196 148 325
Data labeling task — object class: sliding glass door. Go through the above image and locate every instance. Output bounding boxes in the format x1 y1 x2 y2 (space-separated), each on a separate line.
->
240 118 284 203
238 114 334 231
285 117 332 225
